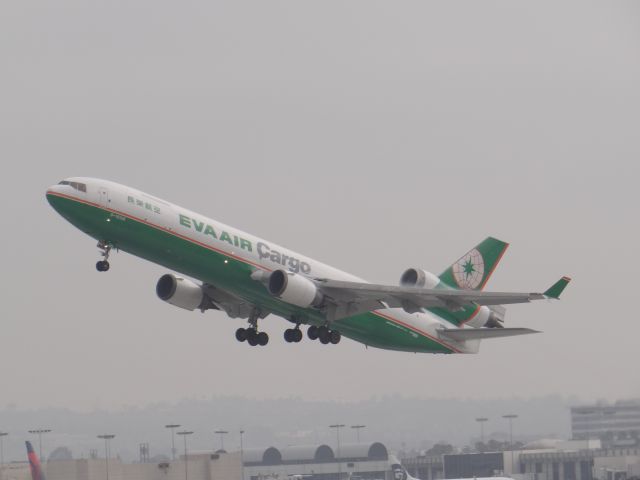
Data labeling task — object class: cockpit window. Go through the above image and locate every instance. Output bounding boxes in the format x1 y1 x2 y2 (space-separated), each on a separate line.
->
58 180 87 192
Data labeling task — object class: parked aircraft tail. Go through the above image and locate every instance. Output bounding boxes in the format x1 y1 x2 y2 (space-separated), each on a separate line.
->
390 455 420 480
26 441 46 480
439 237 509 291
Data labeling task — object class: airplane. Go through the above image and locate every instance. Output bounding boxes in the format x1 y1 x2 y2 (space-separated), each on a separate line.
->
46 177 570 354
26 441 46 480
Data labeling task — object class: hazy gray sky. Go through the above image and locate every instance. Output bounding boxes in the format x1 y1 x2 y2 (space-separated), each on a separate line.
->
1 1 639 410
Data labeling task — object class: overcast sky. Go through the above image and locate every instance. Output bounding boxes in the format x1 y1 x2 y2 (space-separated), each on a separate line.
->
1 1 639 411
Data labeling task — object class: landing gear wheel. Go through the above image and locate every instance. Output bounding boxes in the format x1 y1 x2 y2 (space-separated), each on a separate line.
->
235 328 247 342
257 331 269 346
330 330 341 344
318 327 331 345
307 325 319 340
247 329 259 346
96 260 110 272
293 329 303 343
96 240 113 271
284 329 294 343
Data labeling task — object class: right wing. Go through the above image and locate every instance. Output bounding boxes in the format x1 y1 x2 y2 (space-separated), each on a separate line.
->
314 277 570 321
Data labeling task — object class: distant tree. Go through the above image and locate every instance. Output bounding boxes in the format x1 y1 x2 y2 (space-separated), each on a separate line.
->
425 443 454 456
48 446 73 461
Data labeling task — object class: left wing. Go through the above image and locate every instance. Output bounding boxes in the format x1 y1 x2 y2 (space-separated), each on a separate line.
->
315 277 569 321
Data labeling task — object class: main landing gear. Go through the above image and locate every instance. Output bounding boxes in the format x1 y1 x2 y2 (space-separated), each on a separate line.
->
236 308 269 347
283 327 303 343
95 240 112 272
307 325 341 345
235 327 269 346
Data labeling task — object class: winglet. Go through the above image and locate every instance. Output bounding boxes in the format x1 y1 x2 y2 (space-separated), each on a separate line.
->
544 276 571 299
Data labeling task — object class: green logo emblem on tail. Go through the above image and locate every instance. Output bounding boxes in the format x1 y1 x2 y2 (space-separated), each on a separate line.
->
439 237 509 292
452 249 485 289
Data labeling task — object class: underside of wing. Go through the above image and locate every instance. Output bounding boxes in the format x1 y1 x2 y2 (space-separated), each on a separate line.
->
439 327 540 341
316 278 547 310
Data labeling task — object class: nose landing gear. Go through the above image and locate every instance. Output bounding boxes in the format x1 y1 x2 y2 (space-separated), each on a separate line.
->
95 240 112 272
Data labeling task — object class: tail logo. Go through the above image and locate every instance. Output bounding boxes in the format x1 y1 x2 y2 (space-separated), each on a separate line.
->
452 248 485 289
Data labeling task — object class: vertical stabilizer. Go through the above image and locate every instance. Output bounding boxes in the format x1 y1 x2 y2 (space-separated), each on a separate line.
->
26 441 46 480
439 237 509 291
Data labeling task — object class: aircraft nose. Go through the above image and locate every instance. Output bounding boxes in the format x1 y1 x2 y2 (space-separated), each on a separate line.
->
46 183 62 198
45 183 67 210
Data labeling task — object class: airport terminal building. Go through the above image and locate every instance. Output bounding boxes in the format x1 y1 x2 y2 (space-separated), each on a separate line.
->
242 441 397 479
0 442 403 480
571 401 640 448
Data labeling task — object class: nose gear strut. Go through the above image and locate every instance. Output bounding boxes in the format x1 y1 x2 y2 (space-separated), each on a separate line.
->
96 240 112 272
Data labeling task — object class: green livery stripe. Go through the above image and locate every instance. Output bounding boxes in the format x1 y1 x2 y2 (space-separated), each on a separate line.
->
47 192 460 354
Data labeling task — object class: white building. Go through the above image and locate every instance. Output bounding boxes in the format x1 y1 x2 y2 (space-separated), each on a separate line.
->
242 442 399 480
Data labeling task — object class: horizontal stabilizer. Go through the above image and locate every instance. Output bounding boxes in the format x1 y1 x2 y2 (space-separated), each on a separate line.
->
440 327 540 341
544 276 571 299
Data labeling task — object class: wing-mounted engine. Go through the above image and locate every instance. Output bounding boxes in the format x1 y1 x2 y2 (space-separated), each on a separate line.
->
156 274 207 311
400 268 441 289
267 270 324 308
398 268 441 313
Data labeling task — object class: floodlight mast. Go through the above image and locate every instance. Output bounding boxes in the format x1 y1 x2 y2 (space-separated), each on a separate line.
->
165 424 181 461
329 424 345 479
502 414 518 472
97 434 116 480
177 431 193 480
28 429 51 462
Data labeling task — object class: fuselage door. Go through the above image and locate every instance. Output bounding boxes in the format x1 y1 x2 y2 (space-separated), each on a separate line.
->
98 187 110 208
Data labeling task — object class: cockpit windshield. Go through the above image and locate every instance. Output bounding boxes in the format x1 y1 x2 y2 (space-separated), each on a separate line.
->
58 180 87 192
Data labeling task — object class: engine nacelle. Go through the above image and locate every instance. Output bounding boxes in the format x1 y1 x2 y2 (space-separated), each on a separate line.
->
400 268 441 289
156 273 205 311
267 270 323 308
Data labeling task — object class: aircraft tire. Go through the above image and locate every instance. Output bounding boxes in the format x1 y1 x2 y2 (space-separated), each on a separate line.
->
96 261 110 272
318 328 331 344
284 329 293 343
330 330 341 344
257 332 269 346
293 329 303 342
235 328 247 342
307 325 319 340
247 329 259 346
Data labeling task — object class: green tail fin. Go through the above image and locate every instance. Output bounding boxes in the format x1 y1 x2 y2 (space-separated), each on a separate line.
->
544 276 571 299
439 237 509 291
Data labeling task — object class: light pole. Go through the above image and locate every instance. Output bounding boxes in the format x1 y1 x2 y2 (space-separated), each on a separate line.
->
351 425 366 442
240 430 245 480
329 424 345 480
502 414 518 474
97 434 115 480
28 429 51 462
214 430 228 451
0 432 7 480
476 418 489 451
165 424 181 461
177 431 193 480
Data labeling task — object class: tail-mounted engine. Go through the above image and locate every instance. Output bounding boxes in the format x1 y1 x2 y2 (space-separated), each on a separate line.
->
156 273 205 311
